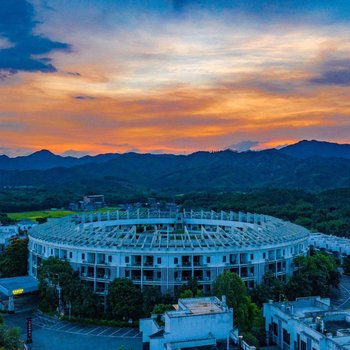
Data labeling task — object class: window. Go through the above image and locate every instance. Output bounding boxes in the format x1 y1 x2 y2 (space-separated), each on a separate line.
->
125 256 130 263
82 253 85 260
250 254 254 260
207 256 211 264
272 322 278 336
283 329 290 345
301 340 306 350
108 255 112 263
157 257 161 264
69 252 73 259
223 256 227 263
174 257 178 264
51 249 53 255
263 252 266 259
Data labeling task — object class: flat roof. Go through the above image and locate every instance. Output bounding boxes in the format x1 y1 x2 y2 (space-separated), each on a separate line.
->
0 276 38 297
167 297 226 318
180 297 223 315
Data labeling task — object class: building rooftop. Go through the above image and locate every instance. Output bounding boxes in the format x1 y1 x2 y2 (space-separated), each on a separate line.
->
167 297 229 318
0 276 38 297
29 209 309 251
266 297 350 350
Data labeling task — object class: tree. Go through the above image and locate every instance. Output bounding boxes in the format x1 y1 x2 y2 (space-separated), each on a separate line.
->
285 253 340 300
343 255 350 275
250 273 285 307
212 271 265 346
179 277 203 298
108 279 143 321
180 289 193 298
143 286 162 316
38 257 100 318
212 271 247 310
0 238 28 277
152 304 174 315
0 213 15 226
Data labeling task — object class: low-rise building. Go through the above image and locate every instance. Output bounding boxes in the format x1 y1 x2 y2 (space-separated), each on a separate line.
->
0 225 19 251
69 194 107 211
140 296 233 350
263 296 350 350
309 233 350 263
17 219 38 232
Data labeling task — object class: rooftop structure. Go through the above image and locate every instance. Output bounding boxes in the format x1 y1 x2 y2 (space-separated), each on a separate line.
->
263 296 350 350
28 209 309 298
29 209 308 250
140 296 233 350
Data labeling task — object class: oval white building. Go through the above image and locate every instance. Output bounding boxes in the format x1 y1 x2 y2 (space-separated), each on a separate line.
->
28 209 309 297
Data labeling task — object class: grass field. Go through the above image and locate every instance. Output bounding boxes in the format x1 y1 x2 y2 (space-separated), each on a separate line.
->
8 207 119 221
8 210 75 221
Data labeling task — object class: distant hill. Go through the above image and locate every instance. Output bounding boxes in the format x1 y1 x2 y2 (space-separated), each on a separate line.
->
1 140 349 171
0 149 349 192
0 140 350 192
0 149 120 170
278 140 350 159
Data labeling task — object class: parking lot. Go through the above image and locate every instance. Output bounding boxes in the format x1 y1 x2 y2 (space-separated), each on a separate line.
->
32 314 142 339
4 312 142 350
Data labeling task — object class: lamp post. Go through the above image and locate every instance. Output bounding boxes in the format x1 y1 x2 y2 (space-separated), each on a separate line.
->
67 301 72 320
238 335 243 350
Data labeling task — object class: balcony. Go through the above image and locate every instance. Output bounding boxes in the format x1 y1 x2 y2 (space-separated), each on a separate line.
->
81 273 94 279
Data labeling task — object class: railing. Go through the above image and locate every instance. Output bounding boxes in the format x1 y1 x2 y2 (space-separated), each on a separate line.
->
230 329 256 350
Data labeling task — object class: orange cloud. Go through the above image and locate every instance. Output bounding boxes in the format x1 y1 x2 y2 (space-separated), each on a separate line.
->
1 11 350 155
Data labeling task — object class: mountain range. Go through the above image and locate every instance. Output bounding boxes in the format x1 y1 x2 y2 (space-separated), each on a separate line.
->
0 140 349 192
0 140 349 171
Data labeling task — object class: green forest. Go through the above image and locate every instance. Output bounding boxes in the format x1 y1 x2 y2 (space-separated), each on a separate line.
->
1 187 349 238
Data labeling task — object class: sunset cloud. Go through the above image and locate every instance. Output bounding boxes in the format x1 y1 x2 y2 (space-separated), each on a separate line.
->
0 1 350 155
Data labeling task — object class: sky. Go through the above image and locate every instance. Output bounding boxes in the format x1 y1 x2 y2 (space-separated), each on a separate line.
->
1 0 350 156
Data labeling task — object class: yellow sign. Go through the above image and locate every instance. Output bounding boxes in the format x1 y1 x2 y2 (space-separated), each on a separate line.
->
12 288 24 295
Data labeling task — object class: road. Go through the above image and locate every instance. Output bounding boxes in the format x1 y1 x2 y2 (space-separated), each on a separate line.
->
330 275 350 308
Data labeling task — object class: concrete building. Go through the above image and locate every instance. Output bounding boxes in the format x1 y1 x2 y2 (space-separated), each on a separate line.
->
0 225 19 251
263 296 350 350
69 194 107 211
140 296 233 350
309 233 350 263
81 195 106 210
28 209 309 300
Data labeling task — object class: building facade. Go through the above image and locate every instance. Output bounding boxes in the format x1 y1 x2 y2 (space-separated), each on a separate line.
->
0 225 19 251
28 209 309 298
263 296 350 350
309 233 350 264
140 296 233 350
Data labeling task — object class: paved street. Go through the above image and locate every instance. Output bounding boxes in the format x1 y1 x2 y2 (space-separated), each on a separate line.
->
330 275 350 308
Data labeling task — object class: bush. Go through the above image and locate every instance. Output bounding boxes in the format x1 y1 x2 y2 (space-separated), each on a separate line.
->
3 327 20 350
